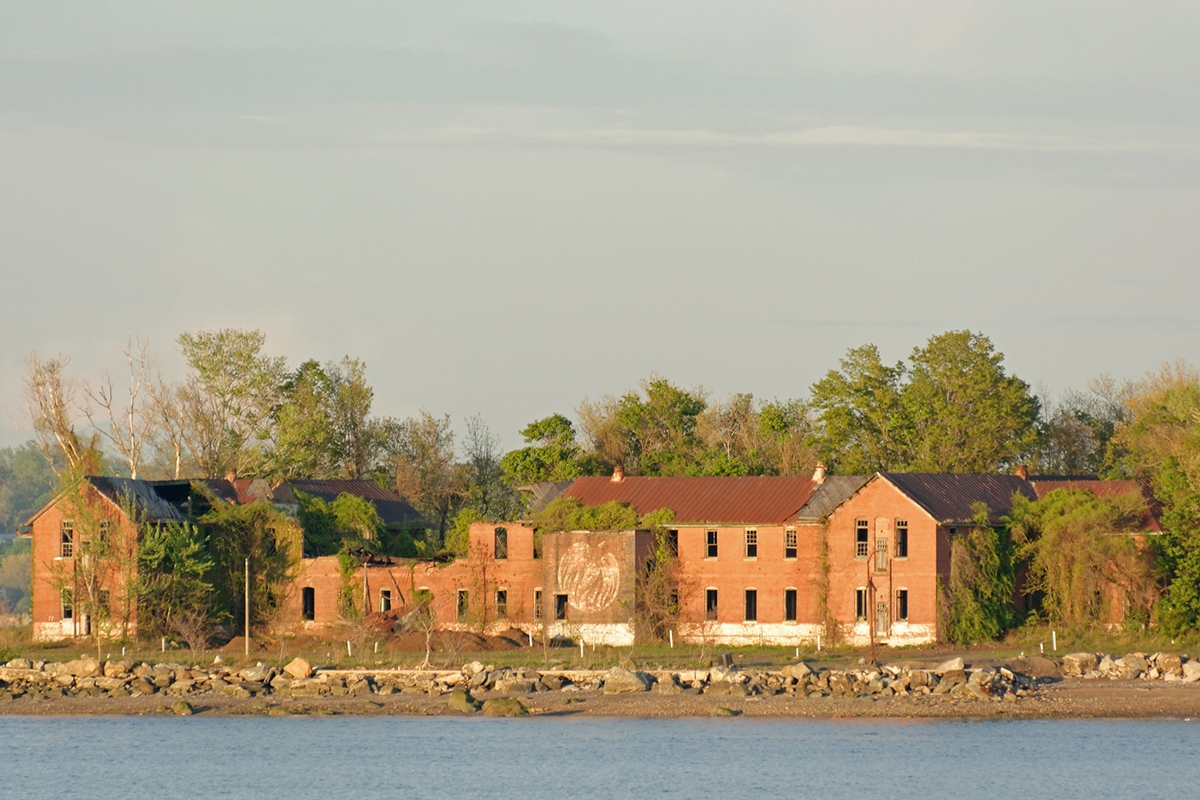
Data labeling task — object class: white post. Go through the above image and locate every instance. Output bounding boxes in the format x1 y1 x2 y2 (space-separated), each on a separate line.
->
1039 642 1044 654
347 640 353 657
1052 630 1057 652
244 557 250 657
817 634 821 652
580 640 584 659
374 641 379 654
528 632 533 647
121 646 126 658
669 630 674 648
161 637 166 652
795 646 800 658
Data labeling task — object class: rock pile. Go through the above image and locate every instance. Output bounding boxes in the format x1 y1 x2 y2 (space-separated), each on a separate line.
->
1061 651 1200 682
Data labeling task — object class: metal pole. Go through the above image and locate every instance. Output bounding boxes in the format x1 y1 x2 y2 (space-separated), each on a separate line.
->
244 557 250 656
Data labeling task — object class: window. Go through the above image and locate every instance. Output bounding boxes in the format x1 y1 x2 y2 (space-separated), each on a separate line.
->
705 589 718 621
494 527 508 560
666 530 679 557
534 589 543 620
855 588 867 620
99 589 110 611
875 537 888 572
744 590 757 622
98 520 110 542
555 594 568 621
895 519 908 558
533 533 543 560
61 591 73 620
744 530 757 559
897 589 908 621
495 589 508 618
60 520 74 558
457 589 470 621
379 589 392 612
302 587 315 620
855 519 869 558
785 528 797 559
706 530 718 558
785 588 797 622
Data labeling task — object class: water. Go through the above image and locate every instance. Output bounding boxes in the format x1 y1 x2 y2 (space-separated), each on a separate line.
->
1 716 1197 798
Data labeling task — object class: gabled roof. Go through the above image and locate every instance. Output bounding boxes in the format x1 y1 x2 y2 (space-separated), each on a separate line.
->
21 477 188 530
795 475 871 523
1030 478 1162 533
517 480 575 515
879 473 1037 525
275 479 424 528
563 476 817 525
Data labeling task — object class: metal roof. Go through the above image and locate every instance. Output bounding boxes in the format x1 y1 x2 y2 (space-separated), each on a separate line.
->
517 480 575 515
879 473 1037 525
795 475 871 523
278 479 425 528
88 477 188 523
563 475 817 525
1030 478 1162 532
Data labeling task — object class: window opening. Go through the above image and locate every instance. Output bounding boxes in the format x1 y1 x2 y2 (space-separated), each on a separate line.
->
875 537 888 572
457 589 470 621
302 587 315 620
99 589 110 611
494 527 508 560
855 588 867 620
895 519 908 558
534 589 543 620
875 601 889 637
785 588 797 622
533 533 543 560
379 589 392 612
666 529 679 557
98 520 110 542
744 530 757 559
785 528 797 559
554 594 568 621
744 589 757 622
495 589 508 618
897 589 908 621
855 519 869 558
60 521 74 558
61 591 74 620
705 589 718 621
706 530 718 558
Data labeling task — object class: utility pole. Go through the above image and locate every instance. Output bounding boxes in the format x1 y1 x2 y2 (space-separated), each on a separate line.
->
244 557 250 656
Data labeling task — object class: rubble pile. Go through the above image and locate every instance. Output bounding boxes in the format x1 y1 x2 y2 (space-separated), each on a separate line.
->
1061 651 1200 682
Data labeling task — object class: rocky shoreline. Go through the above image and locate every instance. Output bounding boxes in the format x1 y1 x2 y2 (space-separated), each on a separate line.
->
2 651 1199 719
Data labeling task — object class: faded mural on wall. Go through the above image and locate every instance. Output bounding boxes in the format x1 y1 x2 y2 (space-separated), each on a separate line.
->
557 541 620 613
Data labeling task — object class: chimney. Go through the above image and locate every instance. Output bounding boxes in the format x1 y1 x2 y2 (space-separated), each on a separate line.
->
1015 464 1029 480
225 469 237 483
812 462 828 485
611 464 625 483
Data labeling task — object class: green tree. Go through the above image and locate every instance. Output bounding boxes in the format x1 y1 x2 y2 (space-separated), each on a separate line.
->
0 441 58 535
383 411 464 551
809 344 907 474
500 413 585 484
136 518 217 648
939 504 1015 644
271 360 336 478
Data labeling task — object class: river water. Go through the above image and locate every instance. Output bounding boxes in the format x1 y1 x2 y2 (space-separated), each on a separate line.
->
1 716 1197 798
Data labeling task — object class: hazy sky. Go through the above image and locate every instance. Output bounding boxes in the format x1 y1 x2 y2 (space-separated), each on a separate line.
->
3 2 1199 449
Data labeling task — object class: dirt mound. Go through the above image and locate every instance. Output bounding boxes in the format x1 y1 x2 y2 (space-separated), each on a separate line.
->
219 636 268 654
384 630 527 654
361 609 406 634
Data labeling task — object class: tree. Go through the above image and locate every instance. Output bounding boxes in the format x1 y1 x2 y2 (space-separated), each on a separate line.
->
83 338 155 479
809 345 907 474
328 357 382 479
22 353 102 474
0 442 58 536
461 415 522 521
938 504 1015 644
1033 383 1128 476
386 411 465 550
271 360 336 478
176 329 288 477
500 413 585 485
136 517 217 649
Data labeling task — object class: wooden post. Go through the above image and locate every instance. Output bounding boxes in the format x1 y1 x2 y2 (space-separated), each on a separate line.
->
244 557 250 656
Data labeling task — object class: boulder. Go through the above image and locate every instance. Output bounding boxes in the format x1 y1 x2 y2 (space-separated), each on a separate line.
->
907 670 930 689
465 661 485 675
62 657 102 678
481 697 528 717
171 700 194 716
447 689 480 713
1061 652 1099 677
1156 654 1183 677
782 662 812 680
5 658 32 670
103 662 127 679
129 678 155 695
283 658 313 680
95 677 128 691
240 664 270 683
494 678 536 695
1182 660 1200 683
602 668 651 694
1117 654 1147 680
934 657 964 675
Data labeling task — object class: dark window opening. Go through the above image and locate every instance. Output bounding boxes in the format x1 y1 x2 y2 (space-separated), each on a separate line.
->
855 519 869 558
457 589 470 620
496 589 508 618
785 589 797 622
99 589 110 611
744 530 757 559
666 529 679 557
533 533 543 560
60 521 74 558
554 594 568 621
785 528 797 559
494 527 508 560
706 530 718 558
705 589 718 621
895 520 908 558
379 589 392 612
897 589 908 621
98 520 110 542
302 587 315 621
670 590 679 615
855 588 867 620
744 589 757 622
534 589 543 619
61 592 73 620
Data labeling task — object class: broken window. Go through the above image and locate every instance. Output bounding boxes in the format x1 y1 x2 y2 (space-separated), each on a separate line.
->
744 589 757 622
380 589 392 612
897 589 908 621
60 520 74 558
705 589 718 621
457 589 470 621
744 530 757 559
706 530 718 558
61 591 73 620
554 594 568 621
534 589 543 620
496 589 507 618
855 588 867 620
533 532 542 560
785 528 797 559
494 527 508 560
875 537 888 572
855 519 869 558
895 519 908 558
98 520 110 542
785 588 797 622
302 587 315 620
99 589 110 610
666 529 679 557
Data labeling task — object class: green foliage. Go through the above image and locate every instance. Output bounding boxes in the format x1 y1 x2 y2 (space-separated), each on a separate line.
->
616 378 707 476
296 490 415 558
0 441 57 536
1153 461 1200 635
939 504 1015 644
446 507 483 558
136 519 218 642
530 497 639 532
809 331 1039 474
1009 488 1156 630
386 411 463 549
500 414 585 484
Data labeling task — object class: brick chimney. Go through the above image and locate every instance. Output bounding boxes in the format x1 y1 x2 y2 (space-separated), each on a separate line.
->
225 469 237 483
611 464 625 483
812 462 828 485
1015 464 1029 480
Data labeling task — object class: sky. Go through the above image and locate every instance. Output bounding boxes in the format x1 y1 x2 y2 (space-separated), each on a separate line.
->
2 2 1199 449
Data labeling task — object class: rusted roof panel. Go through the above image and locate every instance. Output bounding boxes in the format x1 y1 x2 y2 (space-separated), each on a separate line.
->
795 475 871 523
90 477 187 523
518 480 575 514
1031 479 1162 532
563 476 817 525
880 473 1036 525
